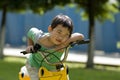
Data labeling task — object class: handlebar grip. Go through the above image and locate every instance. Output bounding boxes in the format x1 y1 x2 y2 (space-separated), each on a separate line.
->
70 39 90 47
20 44 41 55
34 44 41 52
77 39 90 44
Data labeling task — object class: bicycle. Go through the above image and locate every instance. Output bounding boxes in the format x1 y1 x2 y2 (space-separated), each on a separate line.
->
19 39 89 80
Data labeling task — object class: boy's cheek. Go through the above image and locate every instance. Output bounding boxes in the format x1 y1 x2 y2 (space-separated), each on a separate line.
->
62 39 70 46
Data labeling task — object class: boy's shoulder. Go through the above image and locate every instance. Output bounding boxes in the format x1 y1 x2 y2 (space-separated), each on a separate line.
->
29 27 43 34
30 27 41 31
27 27 45 43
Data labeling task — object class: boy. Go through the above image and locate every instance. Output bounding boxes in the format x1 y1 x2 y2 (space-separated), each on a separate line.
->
23 14 84 80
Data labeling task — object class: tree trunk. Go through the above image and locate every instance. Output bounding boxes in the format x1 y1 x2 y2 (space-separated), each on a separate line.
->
0 5 7 59
86 0 95 68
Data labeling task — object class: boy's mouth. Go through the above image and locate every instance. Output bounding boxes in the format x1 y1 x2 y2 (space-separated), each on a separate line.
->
56 39 62 43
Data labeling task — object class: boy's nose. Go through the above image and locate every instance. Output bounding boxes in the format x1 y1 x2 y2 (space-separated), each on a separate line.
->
58 36 63 40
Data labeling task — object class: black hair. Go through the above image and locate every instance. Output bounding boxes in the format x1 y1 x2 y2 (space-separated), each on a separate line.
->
50 14 73 36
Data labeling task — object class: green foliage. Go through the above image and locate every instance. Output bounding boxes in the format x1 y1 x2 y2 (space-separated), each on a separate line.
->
0 0 73 14
0 0 119 20
77 0 119 22
0 0 27 13
117 41 120 49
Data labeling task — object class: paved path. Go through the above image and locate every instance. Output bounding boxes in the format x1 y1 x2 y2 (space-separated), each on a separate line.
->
3 47 120 67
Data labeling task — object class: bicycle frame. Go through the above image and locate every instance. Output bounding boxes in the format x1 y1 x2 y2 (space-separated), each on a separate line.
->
19 40 89 80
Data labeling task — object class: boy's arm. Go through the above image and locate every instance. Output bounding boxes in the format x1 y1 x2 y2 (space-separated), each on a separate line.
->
68 33 84 43
26 38 34 53
25 27 42 53
27 38 34 46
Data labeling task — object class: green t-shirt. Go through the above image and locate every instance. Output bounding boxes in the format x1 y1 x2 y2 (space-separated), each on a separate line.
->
27 27 63 70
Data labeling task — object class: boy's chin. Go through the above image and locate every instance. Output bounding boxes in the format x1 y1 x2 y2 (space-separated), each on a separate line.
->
54 42 61 46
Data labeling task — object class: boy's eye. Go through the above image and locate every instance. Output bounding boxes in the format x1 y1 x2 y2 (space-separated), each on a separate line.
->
56 30 70 38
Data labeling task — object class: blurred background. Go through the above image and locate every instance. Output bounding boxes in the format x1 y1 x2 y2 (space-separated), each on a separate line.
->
0 0 120 80
0 1 120 53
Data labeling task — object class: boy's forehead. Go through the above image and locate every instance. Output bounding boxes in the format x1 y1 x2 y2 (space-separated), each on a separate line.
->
54 25 69 30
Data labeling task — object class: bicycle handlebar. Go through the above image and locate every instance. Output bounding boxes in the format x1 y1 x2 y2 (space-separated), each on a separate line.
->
21 39 89 54
20 39 90 66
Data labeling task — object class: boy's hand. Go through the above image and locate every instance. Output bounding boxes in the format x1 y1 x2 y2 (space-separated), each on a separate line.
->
26 45 34 53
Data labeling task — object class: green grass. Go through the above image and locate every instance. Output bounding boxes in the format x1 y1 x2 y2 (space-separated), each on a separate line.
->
66 62 120 80
0 56 120 80
0 56 26 80
69 66 120 80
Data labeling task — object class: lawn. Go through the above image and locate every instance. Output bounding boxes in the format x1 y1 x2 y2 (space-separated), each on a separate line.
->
0 56 120 80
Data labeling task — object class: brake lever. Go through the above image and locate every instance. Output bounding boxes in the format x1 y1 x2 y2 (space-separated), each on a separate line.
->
20 44 41 55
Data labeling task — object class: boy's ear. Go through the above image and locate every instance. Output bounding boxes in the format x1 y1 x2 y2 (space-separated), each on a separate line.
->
48 25 53 32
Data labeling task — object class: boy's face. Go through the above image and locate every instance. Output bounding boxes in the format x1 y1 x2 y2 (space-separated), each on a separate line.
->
48 24 70 45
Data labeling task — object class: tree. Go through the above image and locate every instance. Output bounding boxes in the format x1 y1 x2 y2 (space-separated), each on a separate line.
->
71 0 119 68
0 0 27 59
117 0 120 10
0 3 7 59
